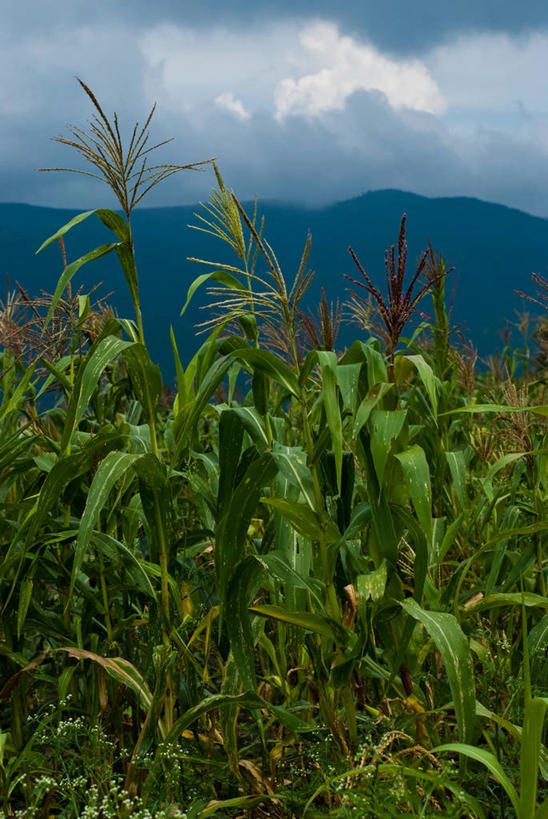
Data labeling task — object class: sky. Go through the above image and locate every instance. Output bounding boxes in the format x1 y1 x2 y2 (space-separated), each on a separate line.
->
3 1 548 216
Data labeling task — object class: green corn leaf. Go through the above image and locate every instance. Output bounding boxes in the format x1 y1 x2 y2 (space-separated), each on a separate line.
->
134 454 173 568
114 242 139 307
0 361 37 421
174 355 232 458
442 403 548 418
94 208 130 241
252 370 269 416
36 355 73 397
402 599 476 743
70 452 140 598
485 451 529 483
225 556 264 690
199 795 283 817
61 334 133 453
123 344 162 426
180 269 245 316
434 744 519 814
369 409 407 487
24 429 124 548
336 363 362 412
445 451 468 510
215 453 277 617
464 593 548 613
357 560 387 604
401 354 439 417
271 445 316 509
263 498 340 543
228 347 299 396
357 429 399 564
166 691 313 745
17 579 33 639
35 209 97 253
395 444 433 542
521 696 548 818
45 243 119 327
317 351 343 494
359 341 388 387
117 318 140 342
231 407 269 450
535 799 548 819
53 648 159 732
352 382 393 439
92 532 156 599
250 604 344 641
333 502 371 550
217 410 245 520
392 505 429 603
260 552 325 609
530 615 548 686
170 326 186 411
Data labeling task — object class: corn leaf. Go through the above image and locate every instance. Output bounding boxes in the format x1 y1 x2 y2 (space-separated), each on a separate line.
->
402 599 476 743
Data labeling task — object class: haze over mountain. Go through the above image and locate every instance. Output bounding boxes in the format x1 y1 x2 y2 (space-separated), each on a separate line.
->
1 189 545 379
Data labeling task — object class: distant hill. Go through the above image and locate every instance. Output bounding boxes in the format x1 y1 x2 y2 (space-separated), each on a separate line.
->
0 190 546 380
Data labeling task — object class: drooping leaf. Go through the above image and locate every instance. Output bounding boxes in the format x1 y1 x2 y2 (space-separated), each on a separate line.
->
228 347 299 396
70 452 140 598
271 445 316 510
61 334 133 453
395 444 432 542
166 691 313 745
400 354 438 417
369 409 406 487
402 599 476 743
352 382 393 439
45 243 120 327
250 604 346 642
464 593 548 613
180 269 245 316
263 498 340 544
434 744 519 814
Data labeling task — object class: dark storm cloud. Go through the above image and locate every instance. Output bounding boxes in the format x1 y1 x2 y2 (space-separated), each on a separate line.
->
15 88 548 222
2 2 548 217
5 0 548 54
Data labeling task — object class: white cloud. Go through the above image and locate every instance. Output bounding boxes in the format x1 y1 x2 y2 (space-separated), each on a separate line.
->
3 13 548 217
215 92 250 120
139 20 445 120
274 22 446 119
139 22 300 112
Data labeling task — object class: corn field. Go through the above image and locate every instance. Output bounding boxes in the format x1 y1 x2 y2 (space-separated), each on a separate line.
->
0 85 547 818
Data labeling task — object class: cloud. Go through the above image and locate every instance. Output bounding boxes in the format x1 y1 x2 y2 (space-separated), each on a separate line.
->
7 0 548 57
1 11 548 220
274 22 445 118
430 31 548 106
215 92 251 120
139 22 300 113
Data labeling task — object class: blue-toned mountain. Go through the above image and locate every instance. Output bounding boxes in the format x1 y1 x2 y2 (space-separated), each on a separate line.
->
1 189 545 379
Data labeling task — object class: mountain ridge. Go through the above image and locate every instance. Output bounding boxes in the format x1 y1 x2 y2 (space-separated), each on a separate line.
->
1 190 546 378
